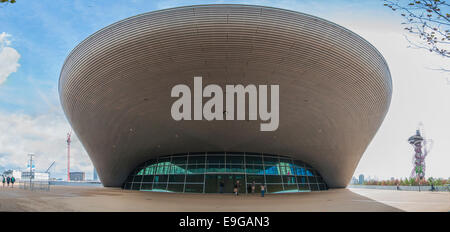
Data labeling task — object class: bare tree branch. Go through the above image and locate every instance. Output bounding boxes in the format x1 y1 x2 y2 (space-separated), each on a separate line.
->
384 0 450 62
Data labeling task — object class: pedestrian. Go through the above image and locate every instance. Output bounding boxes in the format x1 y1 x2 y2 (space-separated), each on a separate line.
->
396 183 400 191
219 180 224 194
234 180 240 196
6 176 10 187
251 181 256 194
260 184 265 197
2 175 5 187
11 176 15 188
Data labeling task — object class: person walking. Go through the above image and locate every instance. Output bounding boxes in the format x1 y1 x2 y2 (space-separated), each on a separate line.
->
234 180 240 196
260 184 265 197
6 176 10 187
11 176 15 188
2 175 5 188
219 180 224 194
251 181 256 194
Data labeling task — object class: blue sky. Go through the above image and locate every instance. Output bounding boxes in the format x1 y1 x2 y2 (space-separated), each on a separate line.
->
0 0 449 180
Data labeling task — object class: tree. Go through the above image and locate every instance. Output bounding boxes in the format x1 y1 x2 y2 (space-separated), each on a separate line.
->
383 0 450 67
0 0 16 4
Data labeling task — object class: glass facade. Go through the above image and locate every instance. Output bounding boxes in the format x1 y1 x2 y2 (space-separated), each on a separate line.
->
123 152 328 193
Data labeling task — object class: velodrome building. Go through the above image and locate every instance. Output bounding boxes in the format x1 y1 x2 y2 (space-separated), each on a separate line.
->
59 5 392 194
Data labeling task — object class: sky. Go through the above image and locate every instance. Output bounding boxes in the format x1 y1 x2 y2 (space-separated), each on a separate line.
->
0 0 449 181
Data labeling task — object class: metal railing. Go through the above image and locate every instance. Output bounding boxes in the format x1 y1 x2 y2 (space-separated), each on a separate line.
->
348 184 450 192
18 179 50 191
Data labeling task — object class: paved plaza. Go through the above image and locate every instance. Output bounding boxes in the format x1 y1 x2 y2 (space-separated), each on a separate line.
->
0 185 448 212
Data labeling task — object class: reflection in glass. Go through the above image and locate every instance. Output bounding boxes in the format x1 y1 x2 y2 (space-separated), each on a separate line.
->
124 153 327 194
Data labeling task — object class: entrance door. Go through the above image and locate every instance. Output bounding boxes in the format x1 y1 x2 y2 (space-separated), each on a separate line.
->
205 174 246 193
205 174 223 193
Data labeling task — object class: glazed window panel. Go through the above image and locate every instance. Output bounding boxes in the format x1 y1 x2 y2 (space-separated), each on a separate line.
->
185 174 204 183
206 155 225 164
167 184 184 192
264 165 280 175
188 155 206 165
145 165 158 175
316 176 324 183
283 184 298 191
283 175 297 184
153 175 168 183
126 175 134 182
295 166 306 176
319 184 327 191
145 159 157 166
144 166 153 175
132 175 143 183
169 174 185 183
279 158 292 165
155 165 169 175
206 164 225 173
227 155 244 164
142 175 154 182
226 164 244 173
245 155 263 165
246 175 265 183
247 184 261 193
266 184 283 193
263 156 278 165
153 183 168 191
131 183 141 190
293 160 305 167
245 165 264 174
141 183 152 190
265 175 282 183
171 156 187 164
170 164 186 174
187 164 204 174
279 165 294 175
307 176 317 183
157 157 170 163
298 184 310 191
136 168 144 175
297 176 307 184
185 184 204 193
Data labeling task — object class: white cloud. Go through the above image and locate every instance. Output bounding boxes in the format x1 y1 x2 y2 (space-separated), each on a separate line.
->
0 112 94 179
0 32 21 85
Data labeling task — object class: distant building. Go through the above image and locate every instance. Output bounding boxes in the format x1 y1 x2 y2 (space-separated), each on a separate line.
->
70 172 85 181
93 168 98 181
350 176 359 185
358 174 365 185
2 170 22 180
21 172 49 181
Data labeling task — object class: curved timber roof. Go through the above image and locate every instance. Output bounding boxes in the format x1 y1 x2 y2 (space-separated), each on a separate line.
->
59 4 392 188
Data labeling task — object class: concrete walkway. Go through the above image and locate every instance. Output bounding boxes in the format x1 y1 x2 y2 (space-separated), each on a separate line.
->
0 185 448 212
